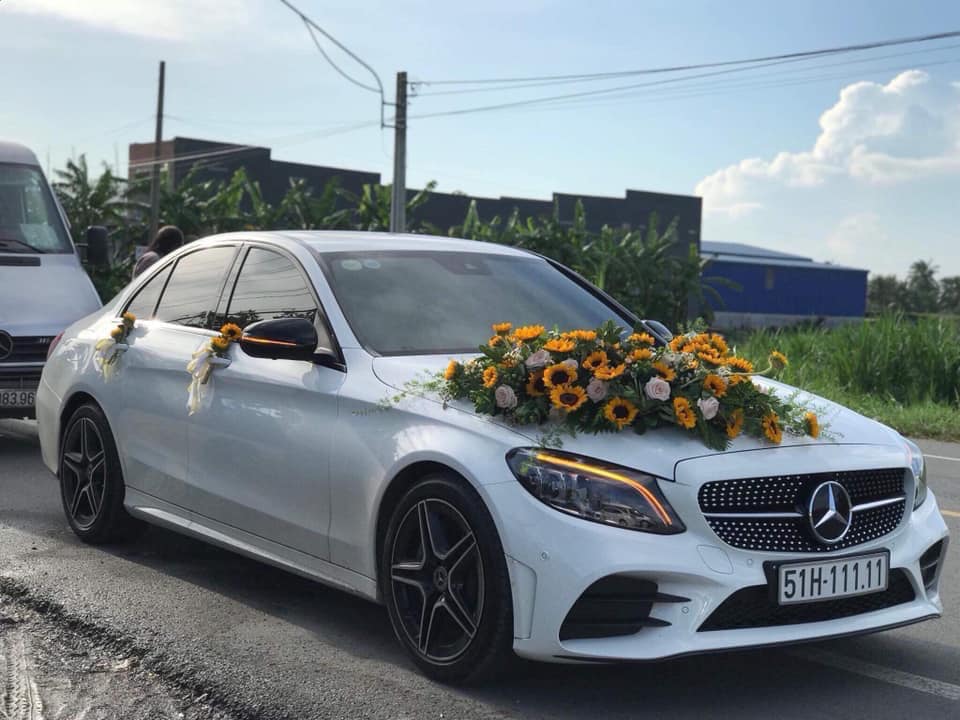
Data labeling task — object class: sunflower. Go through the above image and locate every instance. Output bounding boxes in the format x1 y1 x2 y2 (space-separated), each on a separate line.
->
603 397 638 429
543 363 577 388
697 348 725 365
561 329 597 342
110 325 124 340
482 366 499 388
668 335 686 352
544 338 576 353
488 335 505 347
491 322 512 336
525 372 548 397
593 363 626 381
121 311 136 326
769 350 789 371
804 411 820 439
652 361 676 382
628 332 654 346
728 374 748 386
726 408 744 439
514 324 546 341
211 336 231 354
673 396 697 429
703 373 728 398
499 357 518 368
762 412 783 444
549 384 588 412
582 350 609 372
628 347 652 363
220 323 243 342
725 356 754 373
444 360 461 381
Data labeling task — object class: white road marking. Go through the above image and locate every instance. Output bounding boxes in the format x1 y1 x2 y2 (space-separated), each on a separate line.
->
789 647 960 701
925 454 960 462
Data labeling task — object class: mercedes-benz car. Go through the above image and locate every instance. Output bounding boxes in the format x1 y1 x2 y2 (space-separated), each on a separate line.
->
36 231 949 682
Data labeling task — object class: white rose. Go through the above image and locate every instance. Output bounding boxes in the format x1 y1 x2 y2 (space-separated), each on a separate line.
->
586 378 608 402
697 396 719 420
495 384 518 409
644 376 671 402
525 349 552 369
562 358 579 369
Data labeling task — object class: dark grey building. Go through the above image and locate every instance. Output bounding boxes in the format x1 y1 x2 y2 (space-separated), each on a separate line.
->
128 136 701 245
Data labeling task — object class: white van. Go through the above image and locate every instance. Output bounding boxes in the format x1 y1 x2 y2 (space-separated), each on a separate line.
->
0 141 102 419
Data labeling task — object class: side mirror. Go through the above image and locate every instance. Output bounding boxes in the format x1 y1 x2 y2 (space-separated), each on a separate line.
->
85 226 110 267
240 318 318 362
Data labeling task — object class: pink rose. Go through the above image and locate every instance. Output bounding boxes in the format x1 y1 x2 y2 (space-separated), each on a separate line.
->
562 358 579 369
495 385 518 409
586 378 608 402
697 396 719 420
525 349 552 369
644 376 671 402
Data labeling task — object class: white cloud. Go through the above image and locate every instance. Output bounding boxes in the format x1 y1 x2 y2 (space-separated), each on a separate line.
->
696 70 960 216
6 0 254 40
694 70 960 276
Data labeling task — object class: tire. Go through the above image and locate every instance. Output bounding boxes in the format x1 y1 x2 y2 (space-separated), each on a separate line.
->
59 403 144 544
380 473 514 684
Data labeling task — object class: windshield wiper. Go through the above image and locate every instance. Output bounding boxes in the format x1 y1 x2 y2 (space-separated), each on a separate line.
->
0 237 47 254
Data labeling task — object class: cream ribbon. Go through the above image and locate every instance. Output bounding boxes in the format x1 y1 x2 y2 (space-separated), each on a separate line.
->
186 342 216 416
93 338 127 381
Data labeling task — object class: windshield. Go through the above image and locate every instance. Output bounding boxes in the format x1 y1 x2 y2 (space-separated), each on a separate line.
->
318 250 630 355
0 164 72 254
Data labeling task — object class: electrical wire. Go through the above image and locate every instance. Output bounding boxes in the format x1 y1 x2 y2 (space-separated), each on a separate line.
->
416 29 960 86
301 17 379 93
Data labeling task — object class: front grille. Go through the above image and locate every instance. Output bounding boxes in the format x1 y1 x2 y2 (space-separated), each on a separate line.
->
0 369 42 389
0 336 51 364
920 540 945 589
699 569 915 631
699 468 907 553
559 575 687 641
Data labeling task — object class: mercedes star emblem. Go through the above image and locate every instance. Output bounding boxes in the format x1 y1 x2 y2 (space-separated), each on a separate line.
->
0 331 13 361
808 480 853 544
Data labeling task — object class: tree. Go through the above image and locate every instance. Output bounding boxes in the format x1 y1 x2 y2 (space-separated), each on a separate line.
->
52 156 128 237
867 274 906 314
905 260 940 313
939 276 960 315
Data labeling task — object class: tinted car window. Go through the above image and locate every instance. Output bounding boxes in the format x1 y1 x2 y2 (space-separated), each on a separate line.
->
125 263 172 319
225 248 319 329
155 246 235 328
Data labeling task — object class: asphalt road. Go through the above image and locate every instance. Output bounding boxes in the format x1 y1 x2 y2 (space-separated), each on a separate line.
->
1 418 957 719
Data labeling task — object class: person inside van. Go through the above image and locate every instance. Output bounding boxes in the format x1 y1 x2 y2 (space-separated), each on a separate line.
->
133 225 184 278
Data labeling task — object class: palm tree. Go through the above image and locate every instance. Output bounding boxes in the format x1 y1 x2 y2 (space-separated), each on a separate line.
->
52 156 128 237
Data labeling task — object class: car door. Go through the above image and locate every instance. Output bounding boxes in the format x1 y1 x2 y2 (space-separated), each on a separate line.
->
185 245 345 560
114 244 239 506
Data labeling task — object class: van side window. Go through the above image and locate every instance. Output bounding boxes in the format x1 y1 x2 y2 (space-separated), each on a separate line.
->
125 263 172 319
154 247 236 329
225 248 330 348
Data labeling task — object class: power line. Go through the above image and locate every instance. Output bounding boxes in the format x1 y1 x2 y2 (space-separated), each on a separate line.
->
415 29 960 86
301 17 379 93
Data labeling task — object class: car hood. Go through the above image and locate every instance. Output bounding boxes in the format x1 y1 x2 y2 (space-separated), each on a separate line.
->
0 254 102 336
371 355 906 481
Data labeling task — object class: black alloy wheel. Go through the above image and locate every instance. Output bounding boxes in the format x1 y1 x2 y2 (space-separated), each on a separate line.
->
59 403 143 543
382 475 513 683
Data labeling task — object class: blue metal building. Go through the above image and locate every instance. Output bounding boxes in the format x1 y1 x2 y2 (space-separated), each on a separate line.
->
701 242 868 328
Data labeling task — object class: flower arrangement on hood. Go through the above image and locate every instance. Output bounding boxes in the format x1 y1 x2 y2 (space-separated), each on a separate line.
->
93 312 136 380
186 323 242 415
438 321 822 451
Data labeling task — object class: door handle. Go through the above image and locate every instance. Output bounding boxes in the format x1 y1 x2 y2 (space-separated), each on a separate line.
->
208 356 232 368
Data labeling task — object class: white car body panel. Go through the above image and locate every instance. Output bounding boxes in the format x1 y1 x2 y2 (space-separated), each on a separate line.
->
35 230 949 665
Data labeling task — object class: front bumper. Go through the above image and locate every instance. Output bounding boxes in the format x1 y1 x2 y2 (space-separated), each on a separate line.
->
484 455 948 663
0 365 42 419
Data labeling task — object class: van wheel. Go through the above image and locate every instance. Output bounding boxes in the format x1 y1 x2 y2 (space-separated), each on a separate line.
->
381 474 513 684
59 403 143 544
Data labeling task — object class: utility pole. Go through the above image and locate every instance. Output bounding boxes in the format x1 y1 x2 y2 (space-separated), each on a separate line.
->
148 60 166 241
389 71 407 234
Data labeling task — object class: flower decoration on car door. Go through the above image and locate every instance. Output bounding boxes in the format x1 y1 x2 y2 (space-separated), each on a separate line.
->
93 312 136 381
186 323 242 415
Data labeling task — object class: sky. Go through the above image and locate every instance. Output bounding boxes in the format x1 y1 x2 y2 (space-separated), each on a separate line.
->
3 0 959 278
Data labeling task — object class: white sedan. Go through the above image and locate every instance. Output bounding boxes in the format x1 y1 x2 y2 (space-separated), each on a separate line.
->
37 231 949 682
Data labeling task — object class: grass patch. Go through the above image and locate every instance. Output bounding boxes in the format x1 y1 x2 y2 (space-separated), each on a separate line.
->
734 316 960 441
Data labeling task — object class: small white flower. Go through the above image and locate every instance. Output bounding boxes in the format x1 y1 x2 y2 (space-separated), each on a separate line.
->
697 396 720 420
644 376 672 402
562 358 579 370
586 378 608 402
525 349 552 369
495 384 518 409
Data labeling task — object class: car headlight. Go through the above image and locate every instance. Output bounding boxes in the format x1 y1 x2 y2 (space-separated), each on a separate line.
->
903 438 927 509
506 448 685 534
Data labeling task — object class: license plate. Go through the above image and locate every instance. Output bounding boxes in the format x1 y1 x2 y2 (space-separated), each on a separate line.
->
0 390 36 409
777 552 888 605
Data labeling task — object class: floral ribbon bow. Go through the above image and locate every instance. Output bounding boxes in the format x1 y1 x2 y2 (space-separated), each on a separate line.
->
94 312 136 381
186 323 242 415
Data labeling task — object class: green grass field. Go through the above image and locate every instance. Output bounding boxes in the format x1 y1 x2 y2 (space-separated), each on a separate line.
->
734 316 960 441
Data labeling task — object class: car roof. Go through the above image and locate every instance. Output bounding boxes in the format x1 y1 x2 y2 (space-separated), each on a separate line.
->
0 141 41 166
204 230 535 257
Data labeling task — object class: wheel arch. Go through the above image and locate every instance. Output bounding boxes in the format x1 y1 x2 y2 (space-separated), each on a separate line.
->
59 390 101 452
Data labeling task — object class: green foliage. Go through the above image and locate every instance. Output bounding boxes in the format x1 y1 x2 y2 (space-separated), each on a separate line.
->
736 315 960 439
867 261 960 316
